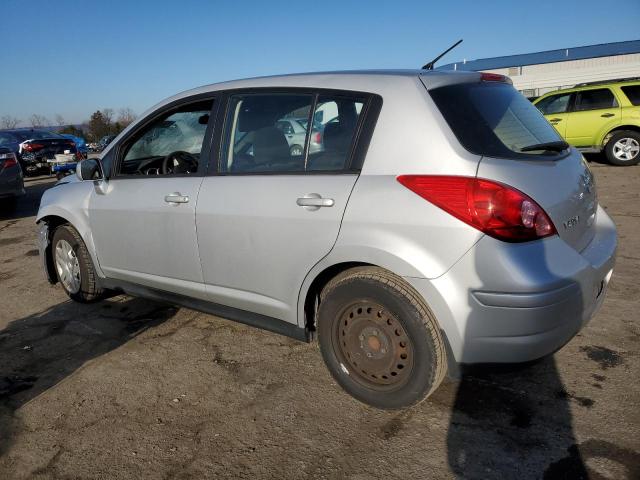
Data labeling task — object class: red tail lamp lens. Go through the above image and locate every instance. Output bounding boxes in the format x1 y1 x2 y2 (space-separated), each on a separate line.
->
396 175 556 242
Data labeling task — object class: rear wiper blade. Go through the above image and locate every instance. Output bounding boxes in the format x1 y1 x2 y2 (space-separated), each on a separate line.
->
520 141 569 152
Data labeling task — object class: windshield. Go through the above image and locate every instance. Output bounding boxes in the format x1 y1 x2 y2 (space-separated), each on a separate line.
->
0 132 17 146
430 82 564 158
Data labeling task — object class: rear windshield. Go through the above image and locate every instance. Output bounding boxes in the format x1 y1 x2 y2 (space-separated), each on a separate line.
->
430 82 564 158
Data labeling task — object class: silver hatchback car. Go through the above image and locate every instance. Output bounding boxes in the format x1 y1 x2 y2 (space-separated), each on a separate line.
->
37 70 617 409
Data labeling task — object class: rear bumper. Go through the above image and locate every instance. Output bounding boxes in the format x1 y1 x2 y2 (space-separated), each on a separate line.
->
406 205 617 364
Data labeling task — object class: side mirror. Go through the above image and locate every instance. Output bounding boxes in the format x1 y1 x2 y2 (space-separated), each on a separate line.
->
76 158 104 181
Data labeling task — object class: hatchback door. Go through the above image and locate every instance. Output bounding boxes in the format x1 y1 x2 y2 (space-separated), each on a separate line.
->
565 88 621 147
196 91 371 324
89 98 216 298
430 78 598 252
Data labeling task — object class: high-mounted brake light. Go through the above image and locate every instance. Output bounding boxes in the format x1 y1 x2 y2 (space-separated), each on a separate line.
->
397 175 556 242
480 72 512 84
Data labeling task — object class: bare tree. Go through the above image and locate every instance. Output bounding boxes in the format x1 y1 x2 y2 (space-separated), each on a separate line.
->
1 115 20 129
30 114 49 128
54 114 66 127
101 108 114 125
117 108 136 127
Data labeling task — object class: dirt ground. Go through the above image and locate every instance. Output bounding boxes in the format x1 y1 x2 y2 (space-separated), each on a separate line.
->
0 158 638 480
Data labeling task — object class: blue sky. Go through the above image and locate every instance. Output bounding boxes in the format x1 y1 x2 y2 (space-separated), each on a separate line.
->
2 0 639 125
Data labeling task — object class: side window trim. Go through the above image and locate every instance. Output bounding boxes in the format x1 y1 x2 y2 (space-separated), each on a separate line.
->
207 87 382 176
110 93 219 179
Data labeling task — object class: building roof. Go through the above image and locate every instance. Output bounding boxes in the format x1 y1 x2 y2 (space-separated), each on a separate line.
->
438 40 640 72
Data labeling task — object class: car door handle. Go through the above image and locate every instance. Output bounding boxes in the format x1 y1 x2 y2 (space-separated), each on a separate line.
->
296 194 334 210
601 113 615 118
549 118 562 122
164 192 189 204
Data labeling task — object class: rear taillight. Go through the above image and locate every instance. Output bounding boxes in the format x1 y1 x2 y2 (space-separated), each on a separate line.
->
0 152 18 168
313 132 322 143
397 175 556 242
22 143 44 152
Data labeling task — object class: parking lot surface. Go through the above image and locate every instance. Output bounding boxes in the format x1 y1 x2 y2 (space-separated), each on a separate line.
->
0 161 638 479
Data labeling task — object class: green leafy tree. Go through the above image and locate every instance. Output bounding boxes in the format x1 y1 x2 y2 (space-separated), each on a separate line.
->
87 110 111 142
58 125 85 138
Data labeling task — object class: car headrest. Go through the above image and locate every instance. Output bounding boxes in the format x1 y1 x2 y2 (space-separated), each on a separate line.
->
253 126 290 164
323 122 352 153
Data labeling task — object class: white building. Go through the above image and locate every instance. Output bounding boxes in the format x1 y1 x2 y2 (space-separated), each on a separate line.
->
439 40 640 98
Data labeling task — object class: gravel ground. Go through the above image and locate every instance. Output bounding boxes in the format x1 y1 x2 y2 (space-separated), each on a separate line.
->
0 159 638 479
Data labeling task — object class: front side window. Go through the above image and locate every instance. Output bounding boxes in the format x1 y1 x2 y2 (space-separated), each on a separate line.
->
574 89 618 111
535 93 572 115
220 93 364 173
119 100 213 175
621 85 640 106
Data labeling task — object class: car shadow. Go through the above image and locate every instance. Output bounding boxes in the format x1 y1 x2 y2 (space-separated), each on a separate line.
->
0 177 57 221
445 227 638 479
446 232 589 480
583 152 609 166
0 296 177 457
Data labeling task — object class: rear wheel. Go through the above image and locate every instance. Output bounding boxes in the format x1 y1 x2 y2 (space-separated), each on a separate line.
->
605 130 640 166
52 225 104 303
317 267 447 409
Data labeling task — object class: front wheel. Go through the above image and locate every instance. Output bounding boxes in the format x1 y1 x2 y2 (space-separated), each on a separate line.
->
605 130 640 166
52 225 104 302
317 267 447 409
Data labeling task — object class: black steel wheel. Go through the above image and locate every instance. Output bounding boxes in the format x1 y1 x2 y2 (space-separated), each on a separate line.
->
318 266 447 409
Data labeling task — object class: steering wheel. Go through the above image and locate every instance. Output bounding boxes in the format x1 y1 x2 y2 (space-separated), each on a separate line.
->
161 151 198 174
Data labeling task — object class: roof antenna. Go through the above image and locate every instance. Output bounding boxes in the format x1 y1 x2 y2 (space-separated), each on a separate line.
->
422 39 463 70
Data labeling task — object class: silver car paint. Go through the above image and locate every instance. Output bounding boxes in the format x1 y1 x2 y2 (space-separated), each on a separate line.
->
36 70 618 365
88 177 208 299
196 175 358 323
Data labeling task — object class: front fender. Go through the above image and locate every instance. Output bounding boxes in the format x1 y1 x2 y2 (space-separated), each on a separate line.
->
36 182 105 279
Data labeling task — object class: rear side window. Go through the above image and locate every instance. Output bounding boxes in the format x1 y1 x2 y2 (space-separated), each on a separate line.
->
574 89 618 111
621 85 640 106
430 82 563 158
535 93 572 115
220 93 364 173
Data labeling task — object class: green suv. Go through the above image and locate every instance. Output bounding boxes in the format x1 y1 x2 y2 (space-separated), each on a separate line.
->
533 79 640 165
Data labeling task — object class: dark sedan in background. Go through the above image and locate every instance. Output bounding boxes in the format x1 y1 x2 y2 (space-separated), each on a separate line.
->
0 129 78 176
0 146 25 206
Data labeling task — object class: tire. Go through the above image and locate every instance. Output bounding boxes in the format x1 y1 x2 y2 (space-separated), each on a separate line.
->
317 266 447 409
52 224 104 303
604 130 640 166
290 145 304 156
